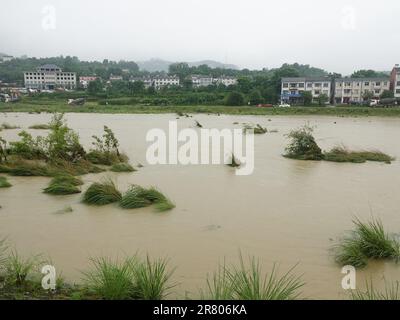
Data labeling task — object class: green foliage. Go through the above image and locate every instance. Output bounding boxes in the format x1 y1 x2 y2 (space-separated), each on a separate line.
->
4 251 42 287
87 79 103 95
381 90 394 99
110 163 136 172
29 124 51 130
351 70 388 78
82 179 122 205
225 91 245 106
301 91 313 105
284 125 323 160
0 176 12 188
324 146 394 164
83 257 136 300
317 93 329 106
202 256 304 300
334 218 400 268
82 255 174 300
9 131 47 160
88 126 125 165
120 185 175 211
248 90 263 105
43 174 82 195
133 256 174 300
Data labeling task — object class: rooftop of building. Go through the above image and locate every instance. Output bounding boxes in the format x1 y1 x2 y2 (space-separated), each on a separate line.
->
281 77 331 82
334 77 390 82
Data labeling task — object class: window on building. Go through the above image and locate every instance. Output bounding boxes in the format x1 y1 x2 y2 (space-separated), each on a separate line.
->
323 83 329 88
314 90 321 95
375 82 381 86
314 83 321 88
397 81 400 86
307 83 312 88
364 82 369 86
375 89 380 94
298 83 304 88
283 83 288 88
396 89 400 94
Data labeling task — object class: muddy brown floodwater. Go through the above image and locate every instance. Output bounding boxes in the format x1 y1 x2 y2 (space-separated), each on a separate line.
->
1 112 400 299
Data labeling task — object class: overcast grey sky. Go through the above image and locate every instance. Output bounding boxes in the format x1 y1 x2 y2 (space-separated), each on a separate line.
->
1 0 399 74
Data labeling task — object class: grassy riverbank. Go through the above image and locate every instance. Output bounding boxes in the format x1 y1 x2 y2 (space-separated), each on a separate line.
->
2 101 400 117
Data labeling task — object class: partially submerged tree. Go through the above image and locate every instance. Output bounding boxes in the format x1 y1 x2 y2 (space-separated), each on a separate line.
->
284 125 323 160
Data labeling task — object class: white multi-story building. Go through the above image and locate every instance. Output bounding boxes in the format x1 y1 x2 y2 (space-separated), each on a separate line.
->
79 76 97 89
390 64 400 98
152 75 180 89
334 78 390 104
281 77 332 104
190 75 213 88
0 55 13 63
214 76 237 87
130 76 153 89
24 64 76 90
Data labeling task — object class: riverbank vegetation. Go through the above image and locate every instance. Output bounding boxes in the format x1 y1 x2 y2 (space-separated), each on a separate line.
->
284 125 394 164
0 176 11 188
334 218 400 268
82 179 122 205
202 257 304 300
350 280 400 300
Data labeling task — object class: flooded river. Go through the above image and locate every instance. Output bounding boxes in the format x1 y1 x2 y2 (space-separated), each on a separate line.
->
1 112 400 299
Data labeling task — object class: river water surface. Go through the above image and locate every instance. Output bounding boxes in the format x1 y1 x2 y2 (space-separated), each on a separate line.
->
1 112 400 299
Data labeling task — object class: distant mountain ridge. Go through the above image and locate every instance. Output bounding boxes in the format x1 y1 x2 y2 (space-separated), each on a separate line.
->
137 58 238 72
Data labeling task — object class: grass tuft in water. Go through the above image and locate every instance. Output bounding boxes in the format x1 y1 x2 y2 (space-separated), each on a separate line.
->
43 174 82 195
82 257 136 300
82 179 122 205
133 256 175 300
28 124 51 130
0 176 12 188
110 162 136 172
202 256 304 300
120 186 175 211
351 280 400 300
324 146 394 164
1 123 20 130
334 218 400 268
3 251 43 287
227 153 240 168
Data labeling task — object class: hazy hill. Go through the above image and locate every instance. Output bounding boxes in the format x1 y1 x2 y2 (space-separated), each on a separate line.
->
137 58 238 72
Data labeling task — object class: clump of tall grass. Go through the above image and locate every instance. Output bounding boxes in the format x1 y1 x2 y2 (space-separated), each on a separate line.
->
350 280 400 300
334 218 400 268
82 255 174 300
284 125 323 160
0 160 50 176
133 256 175 300
28 124 51 130
202 256 304 300
3 251 42 287
82 257 136 300
119 185 175 211
82 179 122 205
110 162 136 172
324 146 394 164
0 176 11 188
43 174 82 195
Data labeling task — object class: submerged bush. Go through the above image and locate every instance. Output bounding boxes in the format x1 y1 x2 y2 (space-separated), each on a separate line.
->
110 163 136 172
29 124 51 130
202 256 304 300
88 126 126 165
119 185 175 211
1 123 20 130
227 153 240 168
324 146 394 164
0 176 11 188
243 124 267 134
284 125 323 160
82 179 122 205
43 174 82 195
334 218 400 268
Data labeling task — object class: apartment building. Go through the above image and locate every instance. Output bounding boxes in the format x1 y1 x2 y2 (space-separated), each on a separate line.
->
152 75 180 89
130 76 153 89
24 64 76 90
281 77 332 104
190 75 213 88
214 76 238 87
79 76 97 89
334 78 390 104
390 64 400 98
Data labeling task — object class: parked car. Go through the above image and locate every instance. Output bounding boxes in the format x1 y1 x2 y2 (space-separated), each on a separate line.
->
278 103 291 108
